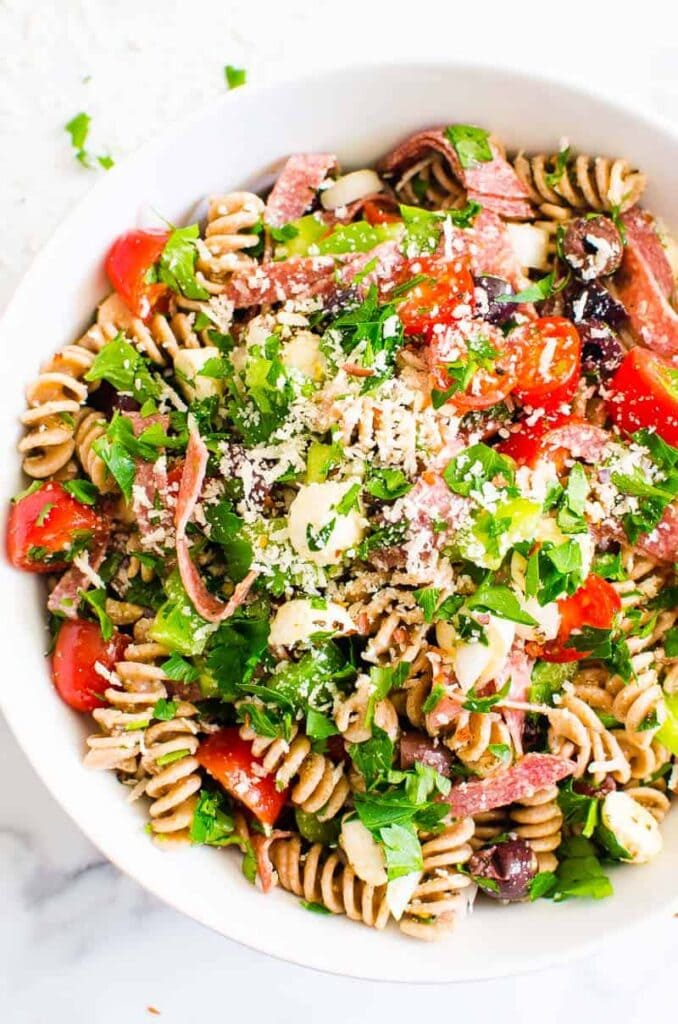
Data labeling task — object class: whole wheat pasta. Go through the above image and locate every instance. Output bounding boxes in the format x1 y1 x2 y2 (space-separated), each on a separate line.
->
9 125 676 942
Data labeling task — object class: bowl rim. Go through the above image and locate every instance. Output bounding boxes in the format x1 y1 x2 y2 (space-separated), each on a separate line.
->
2 57 678 983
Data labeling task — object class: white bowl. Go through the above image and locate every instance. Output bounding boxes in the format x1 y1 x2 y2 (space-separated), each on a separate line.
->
1 62 677 983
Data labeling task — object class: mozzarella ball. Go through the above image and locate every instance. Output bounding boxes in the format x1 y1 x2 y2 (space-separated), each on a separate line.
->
282 330 325 381
288 481 366 567
173 346 224 402
436 614 515 692
268 598 354 648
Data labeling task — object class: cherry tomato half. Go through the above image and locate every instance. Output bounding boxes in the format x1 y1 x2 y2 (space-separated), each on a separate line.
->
396 256 475 337
197 728 289 827
497 413 578 469
7 481 103 573
537 575 622 663
430 320 521 411
510 317 582 411
362 200 401 225
105 229 169 319
606 347 678 447
52 619 130 712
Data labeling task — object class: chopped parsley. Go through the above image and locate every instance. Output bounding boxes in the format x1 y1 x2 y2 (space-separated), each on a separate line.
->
444 124 493 169
65 112 114 170
224 65 247 89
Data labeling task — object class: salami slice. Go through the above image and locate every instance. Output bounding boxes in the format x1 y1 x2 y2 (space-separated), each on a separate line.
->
614 243 678 358
265 153 337 227
446 753 575 818
540 421 611 463
622 207 674 298
176 426 258 622
378 128 534 220
496 645 534 757
47 535 109 618
222 256 338 307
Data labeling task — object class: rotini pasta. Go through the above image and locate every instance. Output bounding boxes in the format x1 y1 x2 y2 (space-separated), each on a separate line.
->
10 125 677 944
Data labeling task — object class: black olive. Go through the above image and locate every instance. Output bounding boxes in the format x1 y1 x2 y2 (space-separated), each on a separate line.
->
468 837 538 902
563 279 627 329
474 275 514 326
88 380 141 417
561 216 623 281
578 320 624 379
573 774 617 798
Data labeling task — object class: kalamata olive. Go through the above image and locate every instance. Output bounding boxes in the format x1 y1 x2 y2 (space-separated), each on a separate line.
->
468 837 538 902
474 275 514 325
399 731 454 777
578 320 624 379
573 774 617 798
88 380 141 416
563 279 627 329
521 714 547 753
325 285 361 318
561 215 624 281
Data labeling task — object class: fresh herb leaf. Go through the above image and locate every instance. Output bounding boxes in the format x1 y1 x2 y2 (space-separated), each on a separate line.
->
306 708 339 740
224 65 247 89
497 272 557 305
153 698 178 721
529 661 574 705
544 146 571 189
335 483 361 516
161 652 200 683
462 678 511 714
65 112 114 170
365 467 412 501
422 684 446 714
157 224 209 300
444 124 493 169
79 588 114 640
85 334 161 404
190 789 237 846
62 479 99 506
443 443 515 498
380 822 423 880
348 726 395 789
466 580 537 626
300 900 331 915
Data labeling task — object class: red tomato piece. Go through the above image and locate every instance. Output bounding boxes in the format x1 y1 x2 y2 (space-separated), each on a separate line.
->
7 481 103 573
396 256 475 337
510 317 582 410
430 320 521 411
52 620 130 712
105 229 169 319
537 575 622 663
362 200 401 225
196 728 289 827
497 413 578 469
606 347 678 446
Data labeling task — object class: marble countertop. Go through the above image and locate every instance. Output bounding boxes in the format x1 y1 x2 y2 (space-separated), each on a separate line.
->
2 2 677 1020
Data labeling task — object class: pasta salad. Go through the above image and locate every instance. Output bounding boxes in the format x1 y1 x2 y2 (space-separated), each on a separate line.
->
7 124 678 941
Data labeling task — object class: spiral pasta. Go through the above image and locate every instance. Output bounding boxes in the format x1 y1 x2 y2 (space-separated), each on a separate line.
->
509 786 563 872
399 818 475 940
444 711 513 777
74 409 113 492
239 722 350 821
394 153 466 210
547 687 631 783
84 627 202 842
270 835 391 929
334 676 399 743
512 151 646 221
198 192 266 282
19 344 96 479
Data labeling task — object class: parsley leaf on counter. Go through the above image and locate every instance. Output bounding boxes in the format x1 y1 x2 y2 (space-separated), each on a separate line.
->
224 65 247 89
65 112 114 170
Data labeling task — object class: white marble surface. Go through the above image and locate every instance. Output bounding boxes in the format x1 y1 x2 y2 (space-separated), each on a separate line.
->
2 1 678 1020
